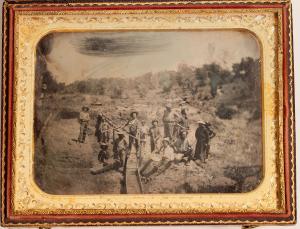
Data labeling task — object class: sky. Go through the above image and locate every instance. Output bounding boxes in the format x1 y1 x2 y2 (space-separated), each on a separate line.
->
44 31 260 84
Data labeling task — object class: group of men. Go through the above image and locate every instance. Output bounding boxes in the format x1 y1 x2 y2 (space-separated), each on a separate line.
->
77 103 215 179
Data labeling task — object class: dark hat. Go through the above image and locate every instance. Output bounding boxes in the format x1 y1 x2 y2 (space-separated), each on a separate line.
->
82 106 89 111
181 109 187 114
152 119 158 124
130 111 138 117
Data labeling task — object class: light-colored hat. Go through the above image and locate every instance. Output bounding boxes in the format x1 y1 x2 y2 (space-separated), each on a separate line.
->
163 137 170 143
166 103 172 108
100 142 108 146
197 120 205 124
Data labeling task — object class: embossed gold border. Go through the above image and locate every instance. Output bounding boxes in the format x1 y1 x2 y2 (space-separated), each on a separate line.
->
11 7 285 215
1 0 296 226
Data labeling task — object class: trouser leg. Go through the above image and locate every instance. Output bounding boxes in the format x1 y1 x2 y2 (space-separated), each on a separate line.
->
194 143 200 160
82 124 87 142
135 138 139 152
150 140 155 152
164 123 169 137
129 136 134 151
156 160 172 176
119 150 124 166
143 166 158 178
140 159 152 175
78 124 84 142
78 122 87 142
205 144 210 159
199 144 206 162
168 123 174 139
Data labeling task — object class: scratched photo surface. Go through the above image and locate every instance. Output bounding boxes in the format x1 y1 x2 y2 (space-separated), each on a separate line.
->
34 31 262 194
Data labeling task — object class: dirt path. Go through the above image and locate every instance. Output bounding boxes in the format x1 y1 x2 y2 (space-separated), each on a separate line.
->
35 117 122 194
125 152 143 194
34 91 262 194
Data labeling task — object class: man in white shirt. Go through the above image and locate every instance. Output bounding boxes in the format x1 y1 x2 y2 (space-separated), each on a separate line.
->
78 106 90 143
140 137 175 181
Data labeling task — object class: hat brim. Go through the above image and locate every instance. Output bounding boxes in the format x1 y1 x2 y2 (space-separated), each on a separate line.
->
130 111 138 116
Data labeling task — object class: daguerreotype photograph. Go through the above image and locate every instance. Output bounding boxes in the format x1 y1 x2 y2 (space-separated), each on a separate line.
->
34 30 262 195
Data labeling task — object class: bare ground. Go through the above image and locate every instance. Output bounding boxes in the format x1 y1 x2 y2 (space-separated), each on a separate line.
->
34 83 262 194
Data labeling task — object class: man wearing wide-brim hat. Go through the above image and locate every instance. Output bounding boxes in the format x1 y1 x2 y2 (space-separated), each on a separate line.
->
162 103 176 139
78 105 90 143
149 119 161 153
140 137 175 182
98 142 109 166
194 119 214 163
130 111 138 117
113 131 128 168
123 110 140 153
174 130 193 163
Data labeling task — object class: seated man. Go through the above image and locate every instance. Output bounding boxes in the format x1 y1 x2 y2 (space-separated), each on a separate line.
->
140 137 175 182
98 143 109 166
174 130 193 163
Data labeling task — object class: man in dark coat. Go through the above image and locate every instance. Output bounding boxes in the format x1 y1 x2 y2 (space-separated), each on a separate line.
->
194 120 215 163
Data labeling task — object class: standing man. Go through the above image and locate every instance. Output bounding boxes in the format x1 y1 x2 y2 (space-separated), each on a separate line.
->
204 122 216 158
140 120 147 151
162 104 177 139
194 120 214 163
176 109 189 137
113 133 128 168
123 111 140 153
149 119 161 153
139 120 148 165
99 121 110 144
78 106 90 143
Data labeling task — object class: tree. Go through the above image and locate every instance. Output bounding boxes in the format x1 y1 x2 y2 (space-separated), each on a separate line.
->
77 81 88 93
111 86 123 99
232 57 260 97
42 71 64 93
195 68 207 87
